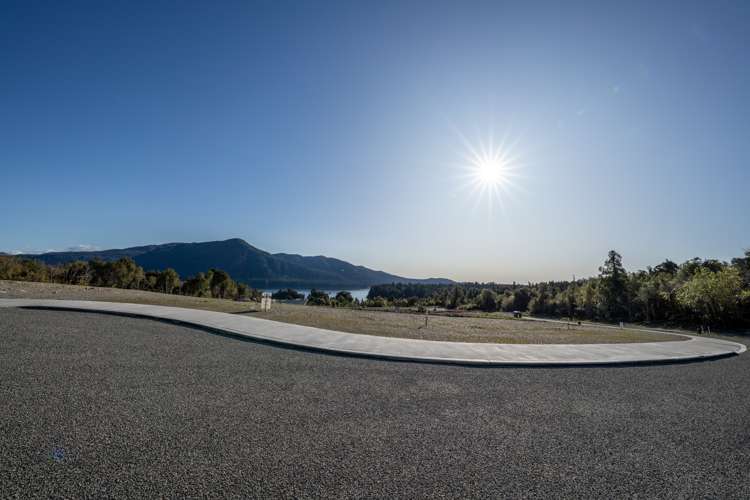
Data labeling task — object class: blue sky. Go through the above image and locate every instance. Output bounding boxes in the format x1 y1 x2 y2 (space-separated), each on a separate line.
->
1 1 748 282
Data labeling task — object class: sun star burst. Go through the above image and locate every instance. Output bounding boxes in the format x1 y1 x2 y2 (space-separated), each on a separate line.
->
456 129 523 215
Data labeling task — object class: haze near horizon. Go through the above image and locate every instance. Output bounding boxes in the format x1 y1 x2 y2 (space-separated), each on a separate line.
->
1 1 748 283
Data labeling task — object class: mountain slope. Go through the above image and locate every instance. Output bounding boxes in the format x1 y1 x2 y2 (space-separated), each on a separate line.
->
16 238 453 289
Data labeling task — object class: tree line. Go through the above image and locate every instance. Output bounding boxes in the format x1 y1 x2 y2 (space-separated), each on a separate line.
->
4 249 750 328
0 255 263 301
369 249 750 329
272 288 357 307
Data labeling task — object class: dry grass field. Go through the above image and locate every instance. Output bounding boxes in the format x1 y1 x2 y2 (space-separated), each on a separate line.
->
0 280 683 344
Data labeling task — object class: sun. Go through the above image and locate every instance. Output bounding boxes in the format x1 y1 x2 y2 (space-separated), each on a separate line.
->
456 128 523 213
475 155 506 187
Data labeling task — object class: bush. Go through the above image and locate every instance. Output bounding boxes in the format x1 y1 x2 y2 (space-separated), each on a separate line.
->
272 288 304 300
156 268 181 294
477 289 498 312
306 289 331 306
367 296 387 308
335 291 354 305
0 256 50 282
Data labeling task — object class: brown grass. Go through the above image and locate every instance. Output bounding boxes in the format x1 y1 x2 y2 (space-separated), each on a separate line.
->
0 280 683 344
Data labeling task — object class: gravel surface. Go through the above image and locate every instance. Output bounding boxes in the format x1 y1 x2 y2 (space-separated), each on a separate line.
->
1 308 749 498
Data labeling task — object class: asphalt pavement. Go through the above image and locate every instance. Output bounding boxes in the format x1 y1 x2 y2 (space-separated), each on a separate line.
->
1 308 749 498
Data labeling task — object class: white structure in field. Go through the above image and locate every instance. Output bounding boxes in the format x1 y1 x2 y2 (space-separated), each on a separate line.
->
260 294 272 312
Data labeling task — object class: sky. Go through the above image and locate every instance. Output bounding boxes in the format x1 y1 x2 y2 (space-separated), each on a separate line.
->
1 0 748 282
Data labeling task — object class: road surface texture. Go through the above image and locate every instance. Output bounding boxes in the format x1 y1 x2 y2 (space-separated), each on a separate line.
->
1 308 749 498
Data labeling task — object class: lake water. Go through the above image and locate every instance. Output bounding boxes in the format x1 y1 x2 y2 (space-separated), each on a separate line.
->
262 288 370 301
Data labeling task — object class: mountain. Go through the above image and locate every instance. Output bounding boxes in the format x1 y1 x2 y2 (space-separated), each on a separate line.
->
15 238 454 289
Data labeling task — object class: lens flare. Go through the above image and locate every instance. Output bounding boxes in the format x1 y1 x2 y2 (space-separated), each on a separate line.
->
456 128 523 214
476 156 506 186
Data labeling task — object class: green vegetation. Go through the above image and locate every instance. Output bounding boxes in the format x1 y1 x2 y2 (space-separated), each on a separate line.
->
272 288 304 300
477 289 498 312
3 248 750 331
368 249 750 330
0 280 680 344
335 291 354 306
17 238 448 290
303 290 355 307
0 255 262 302
306 289 331 306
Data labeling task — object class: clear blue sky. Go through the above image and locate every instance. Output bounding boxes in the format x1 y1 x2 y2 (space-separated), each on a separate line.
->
1 1 748 282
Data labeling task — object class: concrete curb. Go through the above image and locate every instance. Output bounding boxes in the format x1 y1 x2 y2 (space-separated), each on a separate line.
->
0 299 745 366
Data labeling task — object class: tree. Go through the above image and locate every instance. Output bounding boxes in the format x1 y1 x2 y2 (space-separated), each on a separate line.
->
156 268 181 294
88 259 114 287
500 291 514 312
0 256 22 280
0 256 49 282
272 288 304 300
565 283 577 319
86 258 145 288
635 273 659 323
181 272 211 297
598 250 628 321
111 257 145 289
245 286 263 302
335 291 353 305
63 261 89 285
209 269 235 299
653 259 679 276
143 271 159 291
307 289 331 306
529 287 549 315
577 279 598 319
236 282 249 299
676 258 704 282
447 286 464 309
366 296 387 307
511 288 532 312
735 249 750 322
732 249 750 288
677 267 743 326
477 289 498 312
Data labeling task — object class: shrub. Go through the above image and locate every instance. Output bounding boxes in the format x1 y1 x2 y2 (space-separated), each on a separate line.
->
477 289 498 312
335 291 354 305
307 289 331 306
272 288 304 300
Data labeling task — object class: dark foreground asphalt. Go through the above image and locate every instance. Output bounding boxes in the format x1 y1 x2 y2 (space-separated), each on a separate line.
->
1 309 749 499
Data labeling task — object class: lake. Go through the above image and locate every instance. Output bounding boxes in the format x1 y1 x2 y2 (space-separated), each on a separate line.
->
262 288 370 301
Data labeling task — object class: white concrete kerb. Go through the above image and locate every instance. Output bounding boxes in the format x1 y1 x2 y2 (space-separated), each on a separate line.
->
0 299 745 366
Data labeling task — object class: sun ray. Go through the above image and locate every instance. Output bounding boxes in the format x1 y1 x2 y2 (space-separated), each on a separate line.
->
454 128 524 215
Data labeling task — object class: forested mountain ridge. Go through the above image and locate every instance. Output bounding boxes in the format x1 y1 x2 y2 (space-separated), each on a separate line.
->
13 238 453 289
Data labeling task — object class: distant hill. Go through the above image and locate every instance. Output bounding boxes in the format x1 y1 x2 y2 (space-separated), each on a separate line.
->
14 238 454 289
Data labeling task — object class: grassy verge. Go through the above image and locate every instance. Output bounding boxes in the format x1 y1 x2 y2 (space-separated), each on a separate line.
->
0 280 683 344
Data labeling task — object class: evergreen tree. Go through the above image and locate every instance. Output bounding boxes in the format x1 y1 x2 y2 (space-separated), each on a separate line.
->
598 250 628 321
447 286 464 309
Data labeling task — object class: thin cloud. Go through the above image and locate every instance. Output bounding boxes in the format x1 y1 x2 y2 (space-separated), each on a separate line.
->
5 244 100 255
63 244 101 252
